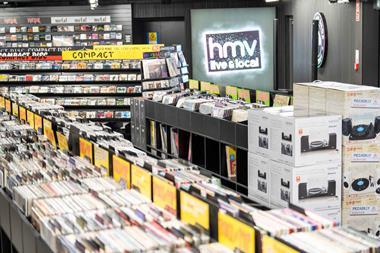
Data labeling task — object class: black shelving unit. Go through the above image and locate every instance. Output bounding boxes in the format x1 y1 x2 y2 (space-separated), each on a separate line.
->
0 69 141 74
143 99 249 195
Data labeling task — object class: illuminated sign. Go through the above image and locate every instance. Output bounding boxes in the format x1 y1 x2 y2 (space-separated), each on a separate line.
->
206 30 261 72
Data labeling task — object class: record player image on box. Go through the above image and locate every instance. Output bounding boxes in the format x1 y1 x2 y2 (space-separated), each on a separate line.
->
280 178 290 202
257 170 268 193
342 117 380 140
281 132 293 156
258 127 269 149
343 175 380 195
298 180 336 200
300 133 337 153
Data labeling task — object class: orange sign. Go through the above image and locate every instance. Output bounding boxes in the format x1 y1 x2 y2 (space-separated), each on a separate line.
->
131 164 152 200
79 137 93 164
112 155 131 189
153 176 177 215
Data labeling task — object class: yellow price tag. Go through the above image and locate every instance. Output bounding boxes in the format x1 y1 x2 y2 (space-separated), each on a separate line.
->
5 99 11 113
153 176 177 216
180 191 209 230
218 211 255 253
131 164 152 200
43 118 56 148
34 114 43 133
226 86 238 100
262 235 299 253
200 81 211 92
19 107 26 121
0 96 5 108
94 145 110 176
238 88 251 103
27 110 34 129
79 137 93 164
256 90 270 106
57 132 69 152
112 155 131 189
189 79 199 90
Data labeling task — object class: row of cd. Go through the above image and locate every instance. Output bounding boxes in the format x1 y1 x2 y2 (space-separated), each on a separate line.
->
2 84 142 94
0 40 124 48
0 24 123 34
0 73 142 82
2 32 123 42
40 97 132 106
0 60 142 70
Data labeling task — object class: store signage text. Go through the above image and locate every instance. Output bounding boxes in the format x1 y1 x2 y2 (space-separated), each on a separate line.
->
51 16 111 24
205 30 262 72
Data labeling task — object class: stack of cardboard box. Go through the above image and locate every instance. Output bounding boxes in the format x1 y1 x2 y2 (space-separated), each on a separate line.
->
294 82 380 237
248 105 342 222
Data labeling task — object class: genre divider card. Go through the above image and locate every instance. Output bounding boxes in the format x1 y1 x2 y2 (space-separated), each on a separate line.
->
11 102 18 116
200 81 211 92
273 94 291 107
131 164 152 200
5 99 11 113
0 96 4 108
256 90 270 106
27 110 34 129
34 114 43 134
19 107 26 121
218 211 255 253
208 83 220 95
43 118 56 148
79 137 93 164
180 191 209 230
238 88 251 103
112 155 131 189
153 176 177 216
262 235 299 253
226 86 238 100
94 145 110 176
56 132 69 152
189 79 199 90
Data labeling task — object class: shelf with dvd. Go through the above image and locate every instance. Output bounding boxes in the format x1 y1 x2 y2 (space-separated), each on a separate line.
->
63 105 131 110
0 81 142 85
28 93 142 97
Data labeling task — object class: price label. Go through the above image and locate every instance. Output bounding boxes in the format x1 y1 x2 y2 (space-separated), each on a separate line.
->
180 191 209 230
273 94 290 107
94 145 110 176
57 132 69 152
19 106 26 121
218 211 255 253
256 90 270 106
189 79 199 90
12 102 19 116
5 99 11 113
226 86 238 100
34 114 43 133
0 96 5 108
131 164 152 200
262 235 299 253
153 176 177 216
27 110 34 128
79 137 93 164
238 88 251 103
43 118 56 148
112 155 131 189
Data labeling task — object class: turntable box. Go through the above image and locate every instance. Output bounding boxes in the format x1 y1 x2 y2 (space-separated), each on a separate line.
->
248 153 271 208
342 161 380 200
270 112 342 167
342 196 380 235
270 160 342 223
294 82 380 118
248 107 293 158
341 112 380 145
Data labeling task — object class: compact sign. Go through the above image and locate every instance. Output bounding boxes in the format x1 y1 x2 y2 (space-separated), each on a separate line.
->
205 30 262 72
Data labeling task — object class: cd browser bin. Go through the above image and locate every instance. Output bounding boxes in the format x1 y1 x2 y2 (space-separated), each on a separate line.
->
144 99 249 195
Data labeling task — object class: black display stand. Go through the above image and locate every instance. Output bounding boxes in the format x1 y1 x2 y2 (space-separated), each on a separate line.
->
0 190 53 253
144 100 249 195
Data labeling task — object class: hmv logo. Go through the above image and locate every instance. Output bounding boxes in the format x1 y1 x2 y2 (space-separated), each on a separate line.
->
206 30 262 72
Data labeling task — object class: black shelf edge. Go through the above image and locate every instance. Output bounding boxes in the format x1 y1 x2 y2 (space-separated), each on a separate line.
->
63 105 130 110
89 118 131 122
0 69 141 74
27 93 142 98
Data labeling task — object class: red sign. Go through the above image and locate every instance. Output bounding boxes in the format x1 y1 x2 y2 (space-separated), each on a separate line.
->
27 17 41 24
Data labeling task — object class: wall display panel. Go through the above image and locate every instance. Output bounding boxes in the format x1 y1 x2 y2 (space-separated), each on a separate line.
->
191 7 275 90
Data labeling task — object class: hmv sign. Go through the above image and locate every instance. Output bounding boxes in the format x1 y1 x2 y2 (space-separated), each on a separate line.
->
205 30 262 72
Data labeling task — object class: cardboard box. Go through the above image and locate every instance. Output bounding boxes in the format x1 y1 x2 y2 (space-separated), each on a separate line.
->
248 153 271 207
249 107 342 167
342 196 380 237
270 159 342 222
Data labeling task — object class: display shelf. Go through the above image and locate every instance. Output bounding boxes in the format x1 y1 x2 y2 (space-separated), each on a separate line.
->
143 99 249 195
0 81 141 86
63 105 130 110
89 117 131 122
28 93 141 97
